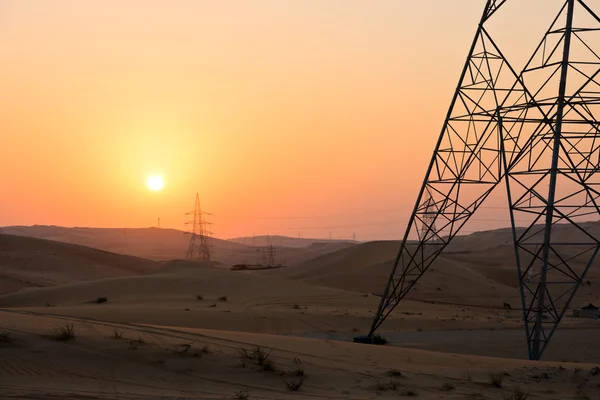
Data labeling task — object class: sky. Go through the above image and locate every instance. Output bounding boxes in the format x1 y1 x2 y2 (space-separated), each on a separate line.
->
0 0 571 240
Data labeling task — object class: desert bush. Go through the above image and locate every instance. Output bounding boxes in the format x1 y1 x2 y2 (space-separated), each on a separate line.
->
441 383 455 391
208 304 216 308
262 358 276 372
218 296 228 302
292 357 302 364
235 388 250 399
490 372 504 388
196 294 203 300
400 389 418 397
386 369 403 377
252 346 272 366
284 377 304 391
51 323 75 341
95 297 108 304
127 336 145 350
375 381 399 391
292 303 301 309
112 329 124 339
504 387 529 400
0 332 14 344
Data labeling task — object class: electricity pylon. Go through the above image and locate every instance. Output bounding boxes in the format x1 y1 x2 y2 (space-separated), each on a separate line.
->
185 193 213 261
361 0 600 360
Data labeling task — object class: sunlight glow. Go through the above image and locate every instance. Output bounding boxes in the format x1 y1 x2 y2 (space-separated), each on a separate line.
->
146 175 164 191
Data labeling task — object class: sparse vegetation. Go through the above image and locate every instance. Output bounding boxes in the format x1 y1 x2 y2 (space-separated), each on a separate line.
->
284 377 304 391
235 388 250 399
0 332 14 344
504 387 529 400
127 336 146 350
208 303 216 308
489 372 504 388
400 389 418 397
292 303 301 310
94 297 108 304
465 370 473 381
218 296 228 302
261 358 276 372
196 294 203 300
441 383 455 391
112 329 124 339
51 323 75 341
375 381 398 392
251 346 273 366
386 369 403 378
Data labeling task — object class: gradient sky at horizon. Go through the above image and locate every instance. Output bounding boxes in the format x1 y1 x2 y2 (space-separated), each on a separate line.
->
0 0 572 240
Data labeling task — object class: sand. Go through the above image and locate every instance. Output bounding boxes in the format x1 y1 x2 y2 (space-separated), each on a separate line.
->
2 229 600 399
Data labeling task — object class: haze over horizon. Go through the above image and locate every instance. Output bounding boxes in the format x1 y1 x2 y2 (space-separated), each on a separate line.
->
1 0 573 240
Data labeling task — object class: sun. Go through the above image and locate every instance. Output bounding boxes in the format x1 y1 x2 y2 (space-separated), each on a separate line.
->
146 175 164 191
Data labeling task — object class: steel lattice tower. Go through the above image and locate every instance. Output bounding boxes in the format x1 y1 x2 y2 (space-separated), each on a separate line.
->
361 0 600 360
185 193 213 261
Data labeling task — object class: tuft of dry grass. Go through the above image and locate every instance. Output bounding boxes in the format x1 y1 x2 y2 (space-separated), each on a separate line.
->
284 377 304 391
127 336 145 350
386 369 403 378
112 329 124 339
0 332 15 345
234 388 250 399
489 372 504 388
504 387 529 400
51 324 75 341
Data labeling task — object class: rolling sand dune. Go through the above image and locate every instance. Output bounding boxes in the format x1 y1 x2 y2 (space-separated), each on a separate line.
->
1 225 243 262
269 228 600 306
1 225 356 267
0 234 159 295
2 309 599 399
3 226 600 398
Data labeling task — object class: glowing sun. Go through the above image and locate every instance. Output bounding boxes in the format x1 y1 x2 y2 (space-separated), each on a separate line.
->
146 175 164 191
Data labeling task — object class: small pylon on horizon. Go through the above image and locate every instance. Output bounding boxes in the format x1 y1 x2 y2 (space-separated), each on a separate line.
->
185 193 213 262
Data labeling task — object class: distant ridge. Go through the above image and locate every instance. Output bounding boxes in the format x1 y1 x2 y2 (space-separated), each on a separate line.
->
229 234 359 248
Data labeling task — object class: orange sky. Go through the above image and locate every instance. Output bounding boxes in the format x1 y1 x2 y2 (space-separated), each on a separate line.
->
0 1 567 240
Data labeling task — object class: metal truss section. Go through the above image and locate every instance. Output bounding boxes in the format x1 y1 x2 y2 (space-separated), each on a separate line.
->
365 0 600 360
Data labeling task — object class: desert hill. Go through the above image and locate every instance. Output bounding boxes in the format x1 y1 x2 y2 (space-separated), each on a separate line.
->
0 233 159 295
0 225 244 262
266 225 600 306
230 234 358 248
0 225 356 267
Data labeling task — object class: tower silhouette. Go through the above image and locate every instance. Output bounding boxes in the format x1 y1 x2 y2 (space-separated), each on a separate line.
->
362 0 600 360
185 193 212 261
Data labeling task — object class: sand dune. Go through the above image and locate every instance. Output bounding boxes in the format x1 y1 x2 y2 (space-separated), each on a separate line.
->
3 224 600 400
2 308 598 399
1 225 355 267
1 225 243 262
0 234 159 295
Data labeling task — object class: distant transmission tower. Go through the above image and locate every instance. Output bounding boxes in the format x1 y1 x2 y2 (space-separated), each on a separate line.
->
185 193 212 261
360 0 600 361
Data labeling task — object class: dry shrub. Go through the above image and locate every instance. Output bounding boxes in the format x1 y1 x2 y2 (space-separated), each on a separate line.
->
284 377 304 391
235 388 250 399
490 372 504 388
51 324 75 341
